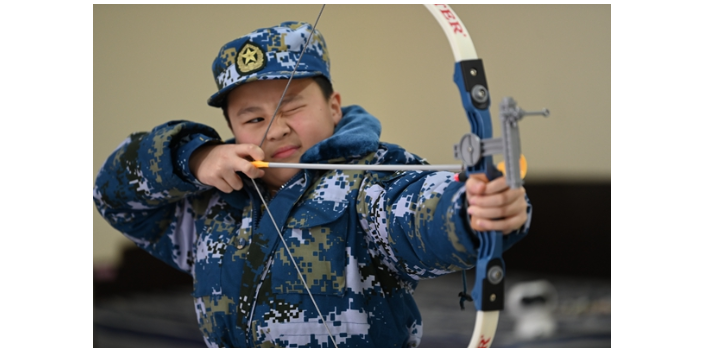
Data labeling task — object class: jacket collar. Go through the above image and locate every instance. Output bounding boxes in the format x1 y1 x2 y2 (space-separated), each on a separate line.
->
300 105 381 164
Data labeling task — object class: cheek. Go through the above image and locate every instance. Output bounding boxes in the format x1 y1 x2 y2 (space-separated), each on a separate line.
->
232 129 258 145
299 116 336 144
301 125 332 147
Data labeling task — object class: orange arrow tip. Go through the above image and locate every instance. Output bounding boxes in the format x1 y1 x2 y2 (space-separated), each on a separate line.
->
251 160 269 168
496 155 528 179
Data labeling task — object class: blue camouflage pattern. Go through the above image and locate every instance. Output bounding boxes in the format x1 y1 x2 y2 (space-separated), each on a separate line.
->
208 21 331 108
93 105 531 347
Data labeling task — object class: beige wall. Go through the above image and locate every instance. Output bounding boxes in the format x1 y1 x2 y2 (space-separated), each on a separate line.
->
93 4 610 265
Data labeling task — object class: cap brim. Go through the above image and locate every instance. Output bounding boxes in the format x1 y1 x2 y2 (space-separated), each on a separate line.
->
207 71 326 108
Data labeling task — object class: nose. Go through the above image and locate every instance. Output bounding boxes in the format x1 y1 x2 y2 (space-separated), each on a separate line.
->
265 114 290 141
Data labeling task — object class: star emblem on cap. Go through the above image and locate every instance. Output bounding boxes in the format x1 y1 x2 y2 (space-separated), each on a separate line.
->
236 42 266 75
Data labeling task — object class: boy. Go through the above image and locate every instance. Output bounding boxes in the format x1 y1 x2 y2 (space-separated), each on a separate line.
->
94 21 530 347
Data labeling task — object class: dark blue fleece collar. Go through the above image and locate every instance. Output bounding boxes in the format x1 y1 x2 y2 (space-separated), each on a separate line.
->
300 105 381 164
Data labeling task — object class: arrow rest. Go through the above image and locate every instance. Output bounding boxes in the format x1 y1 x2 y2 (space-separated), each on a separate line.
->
454 97 549 188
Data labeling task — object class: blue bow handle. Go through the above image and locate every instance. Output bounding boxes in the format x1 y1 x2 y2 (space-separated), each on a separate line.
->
452 58 507 313
451 41 549 315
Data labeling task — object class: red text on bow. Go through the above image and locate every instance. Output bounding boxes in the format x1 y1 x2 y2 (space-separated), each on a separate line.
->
434 4 467 37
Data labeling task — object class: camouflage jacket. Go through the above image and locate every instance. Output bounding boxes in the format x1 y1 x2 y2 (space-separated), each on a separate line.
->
94 105 531 347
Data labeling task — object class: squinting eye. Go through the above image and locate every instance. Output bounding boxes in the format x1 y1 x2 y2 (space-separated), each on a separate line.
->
246 117 264 124
285 106 304 114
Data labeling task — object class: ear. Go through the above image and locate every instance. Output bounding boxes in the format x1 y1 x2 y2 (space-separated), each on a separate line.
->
329 91 342 125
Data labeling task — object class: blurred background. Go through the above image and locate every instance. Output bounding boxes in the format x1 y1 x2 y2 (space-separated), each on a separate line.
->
93 4 610 348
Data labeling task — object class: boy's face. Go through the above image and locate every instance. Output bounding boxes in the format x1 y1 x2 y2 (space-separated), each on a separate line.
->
226 78 342 190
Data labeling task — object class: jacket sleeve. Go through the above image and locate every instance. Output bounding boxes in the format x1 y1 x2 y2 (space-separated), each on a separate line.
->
93 120 221 275
356 146 532 282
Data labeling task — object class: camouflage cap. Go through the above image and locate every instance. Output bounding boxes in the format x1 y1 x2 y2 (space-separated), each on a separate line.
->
208 21 331 108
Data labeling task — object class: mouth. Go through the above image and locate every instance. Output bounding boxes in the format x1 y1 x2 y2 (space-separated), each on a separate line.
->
271 145 300 160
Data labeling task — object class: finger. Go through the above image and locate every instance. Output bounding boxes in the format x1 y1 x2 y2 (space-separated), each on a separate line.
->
469 187 525 208
234 144 266 161
232 144 266 179
469 173 489 183
470 216 488 232
473 211 528 235
468 195 527 219
220 169 244 191
210 177 235 194
484 176 509 195
466 174 488 195
233 156 265 179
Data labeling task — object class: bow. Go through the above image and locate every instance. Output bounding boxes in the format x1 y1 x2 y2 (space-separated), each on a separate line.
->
425 5 549 348
425 4 505 348
251 4 548 348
